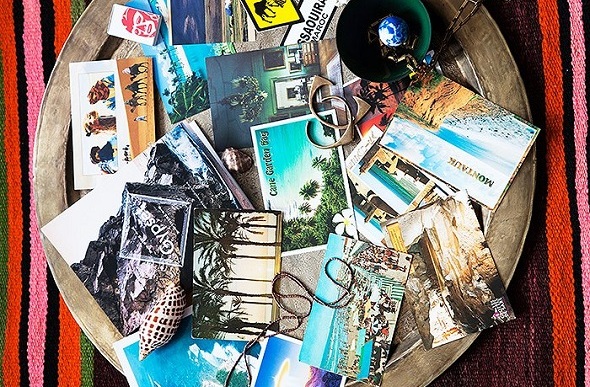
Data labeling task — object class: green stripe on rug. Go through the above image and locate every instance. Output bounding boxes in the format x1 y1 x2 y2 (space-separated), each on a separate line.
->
0 52 9 385
80 333 94 387
71 0 86 25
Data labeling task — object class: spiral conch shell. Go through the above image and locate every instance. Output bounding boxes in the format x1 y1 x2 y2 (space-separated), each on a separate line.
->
138 282 186 360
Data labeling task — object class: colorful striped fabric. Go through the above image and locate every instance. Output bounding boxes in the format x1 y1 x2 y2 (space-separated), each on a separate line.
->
0 0 588 386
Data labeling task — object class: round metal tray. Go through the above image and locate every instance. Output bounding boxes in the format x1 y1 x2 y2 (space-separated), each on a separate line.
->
34 0 534 385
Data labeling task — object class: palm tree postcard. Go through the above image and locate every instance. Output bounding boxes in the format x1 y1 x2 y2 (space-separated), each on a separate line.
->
379 72 539 210
383 191 515 349
343 77 408 138
192 209 283 340
345 126 453 246
299 234 412 386
250 112 356 255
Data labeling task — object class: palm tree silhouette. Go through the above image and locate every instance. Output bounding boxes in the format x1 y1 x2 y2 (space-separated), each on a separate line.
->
299 179 320 200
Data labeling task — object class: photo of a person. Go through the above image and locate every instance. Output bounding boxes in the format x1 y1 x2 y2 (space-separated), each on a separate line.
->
89 135 118 174
84 111 116 136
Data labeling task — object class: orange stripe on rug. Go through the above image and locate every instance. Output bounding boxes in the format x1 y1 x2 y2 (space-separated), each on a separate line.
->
538 0 577 385
53 0 72 57
58 296 81 387
0 0 23 384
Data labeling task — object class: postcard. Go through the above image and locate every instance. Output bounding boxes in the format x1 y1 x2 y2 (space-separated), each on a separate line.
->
114 311 260 387
383 191 515 349
107 4 161 45
42 121 252 334
169 0 256 44
346 126 452 246
280 0 338 45
207 39 343 151
379 72 539 210
192 210 282 340
299 234 412 386
251 334 345 387
343 77 408 137
240 0 303 31
119 185 192 267
115 58 156 159
128 0 236 124
251 112 355 255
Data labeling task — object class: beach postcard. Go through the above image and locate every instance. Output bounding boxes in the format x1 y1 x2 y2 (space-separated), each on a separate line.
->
343 77 408 137
192 209 282 341
169 0 256 44
346 126 452 246
379 72 539 210
128 0 235 124
251 112 355 255
251 334 345 387
383 191 515 349
299 234 412 386
114 311 261 387
207 39 343 151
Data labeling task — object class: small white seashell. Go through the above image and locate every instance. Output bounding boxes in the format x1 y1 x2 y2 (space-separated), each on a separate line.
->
138 282 186 360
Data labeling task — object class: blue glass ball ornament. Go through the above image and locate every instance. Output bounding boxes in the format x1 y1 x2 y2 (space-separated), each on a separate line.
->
378 15 410 47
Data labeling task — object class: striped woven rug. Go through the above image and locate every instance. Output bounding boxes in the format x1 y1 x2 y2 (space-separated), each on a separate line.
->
0 0 588 385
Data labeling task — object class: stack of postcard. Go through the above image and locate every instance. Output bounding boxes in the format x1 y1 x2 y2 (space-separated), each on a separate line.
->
42 121 252 334
192 209 283 341
379 72 539 210
383 191 515 349
69 57 156 190
345 126 453 246
300 234 412 386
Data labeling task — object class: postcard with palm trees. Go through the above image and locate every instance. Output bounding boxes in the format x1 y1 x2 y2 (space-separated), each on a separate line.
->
251 112 356 255
192 209 283 341
299 234 412 386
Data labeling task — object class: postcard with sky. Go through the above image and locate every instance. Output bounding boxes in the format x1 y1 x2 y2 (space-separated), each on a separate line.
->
251 334 345 387
299 234 412 386
114 311 261 387
345 126 452 246
192 209 282 341
207 39 343 151
379 72 539 210
383 191 515 349
251 111 356 256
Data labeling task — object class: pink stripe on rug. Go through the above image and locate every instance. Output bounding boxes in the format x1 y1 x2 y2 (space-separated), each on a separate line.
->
23 0 48 385
569 0 590 382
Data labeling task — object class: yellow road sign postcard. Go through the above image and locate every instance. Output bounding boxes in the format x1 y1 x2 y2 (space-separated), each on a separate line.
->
241 0 303 31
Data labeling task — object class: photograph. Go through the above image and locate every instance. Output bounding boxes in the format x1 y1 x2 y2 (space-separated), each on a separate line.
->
383 191 515 349
70 59 147 190
42 122 252 335
251 112 355 255
251 334 345 387
379 72 539 209
131 0 235 123
192 210 282 340
343 77 408 137
345 126 452 245
299 234 412 387
207 39 343 150
114 312 260 387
